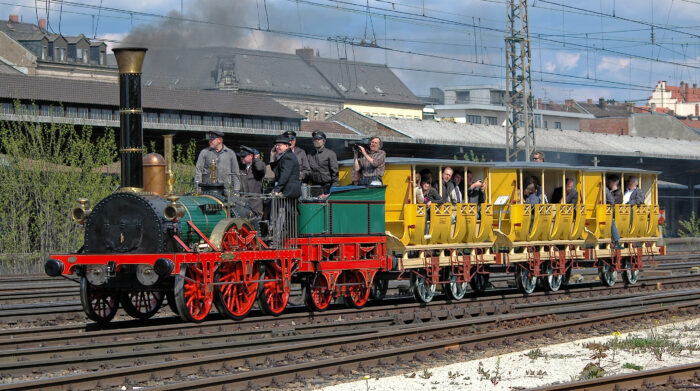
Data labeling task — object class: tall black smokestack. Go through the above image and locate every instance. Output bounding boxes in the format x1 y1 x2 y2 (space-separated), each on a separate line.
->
113 48 147 190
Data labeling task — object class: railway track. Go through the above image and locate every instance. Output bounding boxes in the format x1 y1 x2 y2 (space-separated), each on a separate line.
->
1 288 697 390
529 362 700 390
1 256 699 326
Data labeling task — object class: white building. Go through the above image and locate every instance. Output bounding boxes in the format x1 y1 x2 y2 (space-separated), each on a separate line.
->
648 80 700 117
425 86 593 131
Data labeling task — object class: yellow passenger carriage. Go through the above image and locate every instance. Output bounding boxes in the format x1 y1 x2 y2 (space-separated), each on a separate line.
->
340 158 663 303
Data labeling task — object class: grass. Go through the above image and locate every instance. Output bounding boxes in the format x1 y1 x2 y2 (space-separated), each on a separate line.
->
622 362 643 371
525 348 547 361
604 330 699 360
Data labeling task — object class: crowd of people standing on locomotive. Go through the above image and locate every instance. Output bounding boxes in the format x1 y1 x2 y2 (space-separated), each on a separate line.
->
194 130 386 215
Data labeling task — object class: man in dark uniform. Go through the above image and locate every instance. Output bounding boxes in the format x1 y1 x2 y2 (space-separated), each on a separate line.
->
238 145 266 215
270 135 301 199
270 130 310 181
307 130 339 195
194 130 240 193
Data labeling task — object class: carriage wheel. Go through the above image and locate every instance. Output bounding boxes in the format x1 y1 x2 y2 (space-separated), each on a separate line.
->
305 272 333 311
340 270 370 309
120 289 164 320
214 262 260 320
599 263 617 287
370 276 389 302
174 263 213 322
411 269 436 304
515 266 537 294
258 261 289 316
443 268 468 301
542 261 563 292
622 257 639 285
469 270 490 293
80 276 119 324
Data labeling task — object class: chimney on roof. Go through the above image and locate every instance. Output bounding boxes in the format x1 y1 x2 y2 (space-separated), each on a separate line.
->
685 83 690 94
695 104 699 117
38 18 46 30
587 98 593 104
296 48 314 62
694 83 697 94
9 14 18 23
564 99 574 107
598 98 606 109
680 81 684 91
537 98 542 109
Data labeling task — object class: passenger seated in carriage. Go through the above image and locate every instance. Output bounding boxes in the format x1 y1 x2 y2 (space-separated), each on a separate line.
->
418 179 441 237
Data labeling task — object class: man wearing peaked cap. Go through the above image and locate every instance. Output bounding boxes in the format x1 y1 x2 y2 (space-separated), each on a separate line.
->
270 135 301 198
238 145 266 215
195 130 240 193
308 130 338 195
271 130 310 181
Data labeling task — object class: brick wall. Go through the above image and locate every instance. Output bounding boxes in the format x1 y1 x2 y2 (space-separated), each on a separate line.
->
579 117 629 135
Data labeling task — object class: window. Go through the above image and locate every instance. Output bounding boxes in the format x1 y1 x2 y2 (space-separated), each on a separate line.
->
243 118 253 128
66 107 78 117
181 114 192 125
490 90 505 105
53 106 64 117
233 118 242 128
145 112 158 123
104 109 114 120
90 108 102 119
253 119 262 129
211 116 222 126
484 116 497 125
41 105 51 116
544 120 548 128
56 47 65 61
223 117 233 127
456 91 470 103
554 121 562 129
78 108 89 118
191 115 201 125
263 120 271 129
2 102 13 114
41 46 47 60
466 114 481 124
76 48 82 61
270 121 281 130
82 50 88 63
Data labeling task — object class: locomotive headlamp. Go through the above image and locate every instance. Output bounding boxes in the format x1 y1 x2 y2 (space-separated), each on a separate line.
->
71 198 91 224
136 264 159 286
164 195 184 222
85 265 107 286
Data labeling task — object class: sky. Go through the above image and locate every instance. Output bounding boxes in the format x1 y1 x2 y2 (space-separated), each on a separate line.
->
3 0 700 103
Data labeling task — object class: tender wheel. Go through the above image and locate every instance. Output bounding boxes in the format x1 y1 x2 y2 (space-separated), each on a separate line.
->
80 276 119 324
622 257 640 285
213 262 259 320
174 263 213 323
120 289 164 320
515 266 537 294
411 269 436 304
305 272 333 311
443 268 468 301
258 261 290 316
340 270 370 308
542 261 563 292
599 263 617 287
469 270 490 293
370 276 389 301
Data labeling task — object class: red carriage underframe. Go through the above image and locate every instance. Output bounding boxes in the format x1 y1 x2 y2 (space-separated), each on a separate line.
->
49 221 390 322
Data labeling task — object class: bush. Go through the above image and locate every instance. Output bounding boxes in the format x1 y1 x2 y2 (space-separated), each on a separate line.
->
0 105 118 273
678 212 700 238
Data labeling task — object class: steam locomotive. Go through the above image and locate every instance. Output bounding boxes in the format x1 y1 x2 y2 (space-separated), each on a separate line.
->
44 48 664 324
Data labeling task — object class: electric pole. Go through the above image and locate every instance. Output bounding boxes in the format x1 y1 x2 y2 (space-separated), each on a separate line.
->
505 0 535 161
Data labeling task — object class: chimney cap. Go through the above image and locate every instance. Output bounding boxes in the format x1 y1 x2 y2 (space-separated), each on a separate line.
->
8 14 19 23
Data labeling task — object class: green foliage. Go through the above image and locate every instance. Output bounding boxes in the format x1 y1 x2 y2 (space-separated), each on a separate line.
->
453 149 486 162
0 103 117 273
477 357 502 385
579 362 605 380
677 212 700 237
604 329 699 360
525 348 546 361
171 138 197 194
418 369 433 379
622 362 643 371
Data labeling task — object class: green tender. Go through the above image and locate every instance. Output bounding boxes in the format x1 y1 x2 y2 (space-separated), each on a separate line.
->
178 195 227 241
298 186 386 235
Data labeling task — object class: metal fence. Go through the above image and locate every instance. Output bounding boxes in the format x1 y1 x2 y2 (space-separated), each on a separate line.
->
270 196 298 249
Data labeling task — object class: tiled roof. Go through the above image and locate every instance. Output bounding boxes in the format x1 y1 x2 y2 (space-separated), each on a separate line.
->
681 118 700 129
308 57 423 106
300 120 358 136
138 47 423 106
665 84 700 103
0 20 45 35
576 102 632 118
141 47 342 99
0 74 304 119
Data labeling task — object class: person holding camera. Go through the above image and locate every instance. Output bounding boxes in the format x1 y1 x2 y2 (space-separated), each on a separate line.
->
353 136 385 186
308 130 339 195
466 170 486 205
